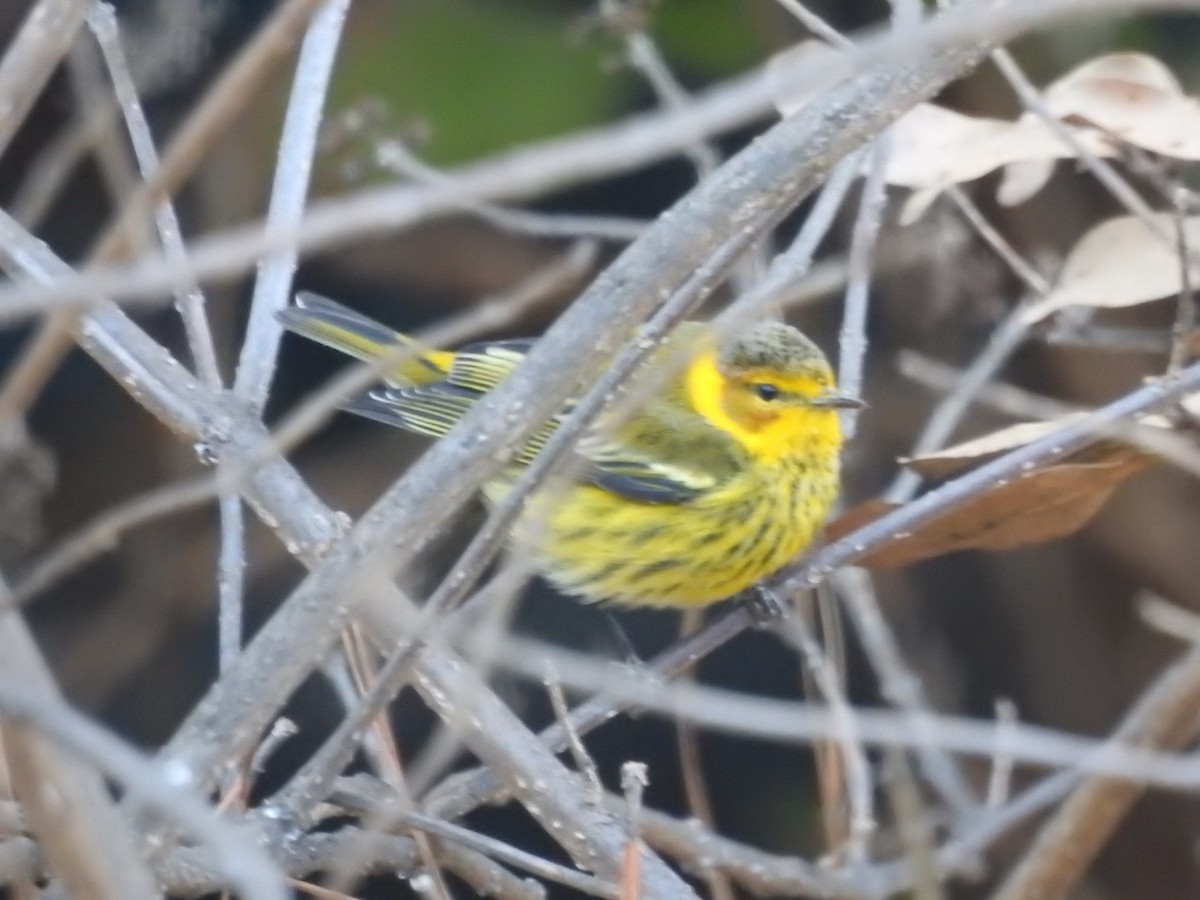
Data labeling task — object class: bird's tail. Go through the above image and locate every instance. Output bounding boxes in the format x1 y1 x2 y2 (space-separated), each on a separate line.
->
278 291 454 386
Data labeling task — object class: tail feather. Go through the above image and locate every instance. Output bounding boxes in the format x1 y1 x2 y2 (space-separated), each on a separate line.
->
278 292 452 385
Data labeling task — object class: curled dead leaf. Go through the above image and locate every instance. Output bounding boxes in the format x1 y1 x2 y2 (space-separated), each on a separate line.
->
1042 52 1200 159
1021 213 1200 323
827 452 1154 571
901 416 1089 480
885 104 1102 200
874 52 1200 217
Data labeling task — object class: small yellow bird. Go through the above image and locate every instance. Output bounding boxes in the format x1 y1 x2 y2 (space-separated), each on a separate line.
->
280 293 859 608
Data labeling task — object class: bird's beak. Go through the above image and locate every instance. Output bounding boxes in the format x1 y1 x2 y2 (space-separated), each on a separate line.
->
809 390 866 410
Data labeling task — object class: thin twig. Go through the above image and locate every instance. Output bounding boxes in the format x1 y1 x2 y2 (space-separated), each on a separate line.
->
672 611 735 900
334 778 620 899
900 352 1200 479
0 577 160 900
990 47 1162 229
831 568 977 814
773 609 876 864
9 93 118 227
1042 320 1171 354
881 182 1051 503
623 28 720 178
885 306 1036 503
0 0 330 420
1169 186 1198 371
1139 593 1200 644
0 0 90 160
838 136 889 439
87 2 223 389
881 749 943 900
373 140 647 243
7 242 594 609
487 634 1200 788
546 667 604 802
251 718 299 777
1 0 1158 316
986 699 1018 809
775 0 851 47
809 583 852 855
737 149 865 319
619 762 649 900
235 0 350 410
224 0 347 677
947 186 1049 295
12 472 218 604
328 629 454 900
0 676 286 900
87 2 250 688
65 36 140 236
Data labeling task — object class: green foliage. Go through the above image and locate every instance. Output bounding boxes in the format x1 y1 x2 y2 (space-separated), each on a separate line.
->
331 0 629 164
328 0 767 166
653 0 763 76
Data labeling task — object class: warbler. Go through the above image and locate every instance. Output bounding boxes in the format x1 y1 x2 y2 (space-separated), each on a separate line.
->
280 293 859 608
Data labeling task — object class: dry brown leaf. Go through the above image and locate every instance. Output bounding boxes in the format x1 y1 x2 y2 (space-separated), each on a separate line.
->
872 52 1200 217
995 156 1059 208
901 415 1088 479
1021 213 1200 322
1042 53 1200 159
1182 392 1200 419
886 103 1102 195
827 452 1154 570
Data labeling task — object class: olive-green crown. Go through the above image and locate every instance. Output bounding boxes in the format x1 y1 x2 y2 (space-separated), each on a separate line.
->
718 321 830 377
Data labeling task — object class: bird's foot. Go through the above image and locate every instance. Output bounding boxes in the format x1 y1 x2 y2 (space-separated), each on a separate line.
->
740 584 791 629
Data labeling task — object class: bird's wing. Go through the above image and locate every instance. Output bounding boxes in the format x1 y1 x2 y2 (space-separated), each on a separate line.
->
444 339 534 391
343 336 558 454
347 387 714 504
343 382 478 437
345 333 728 506
587 456 713 503
279 292 454 385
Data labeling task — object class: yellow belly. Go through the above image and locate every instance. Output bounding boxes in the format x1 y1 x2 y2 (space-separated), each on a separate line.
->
495 459 839 608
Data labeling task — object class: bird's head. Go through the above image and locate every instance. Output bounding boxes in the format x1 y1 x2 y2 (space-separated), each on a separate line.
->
686 321 862 460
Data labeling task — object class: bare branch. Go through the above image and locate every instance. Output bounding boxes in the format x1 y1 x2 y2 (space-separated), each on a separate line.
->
991 645 1200 900
0 579 159 900
334 779 618 899
0 673 286 900
87 1 222 389
235 0 350 410
838 136 889 439
0 0 330 419
0 0 89 160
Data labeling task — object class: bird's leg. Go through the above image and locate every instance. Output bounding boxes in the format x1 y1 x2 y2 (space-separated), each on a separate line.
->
740 583 791 628
604 612 643 665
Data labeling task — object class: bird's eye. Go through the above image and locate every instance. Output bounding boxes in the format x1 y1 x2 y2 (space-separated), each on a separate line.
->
753 383 780 402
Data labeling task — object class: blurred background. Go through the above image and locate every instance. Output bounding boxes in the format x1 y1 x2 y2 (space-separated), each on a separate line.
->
4 1 1200 896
